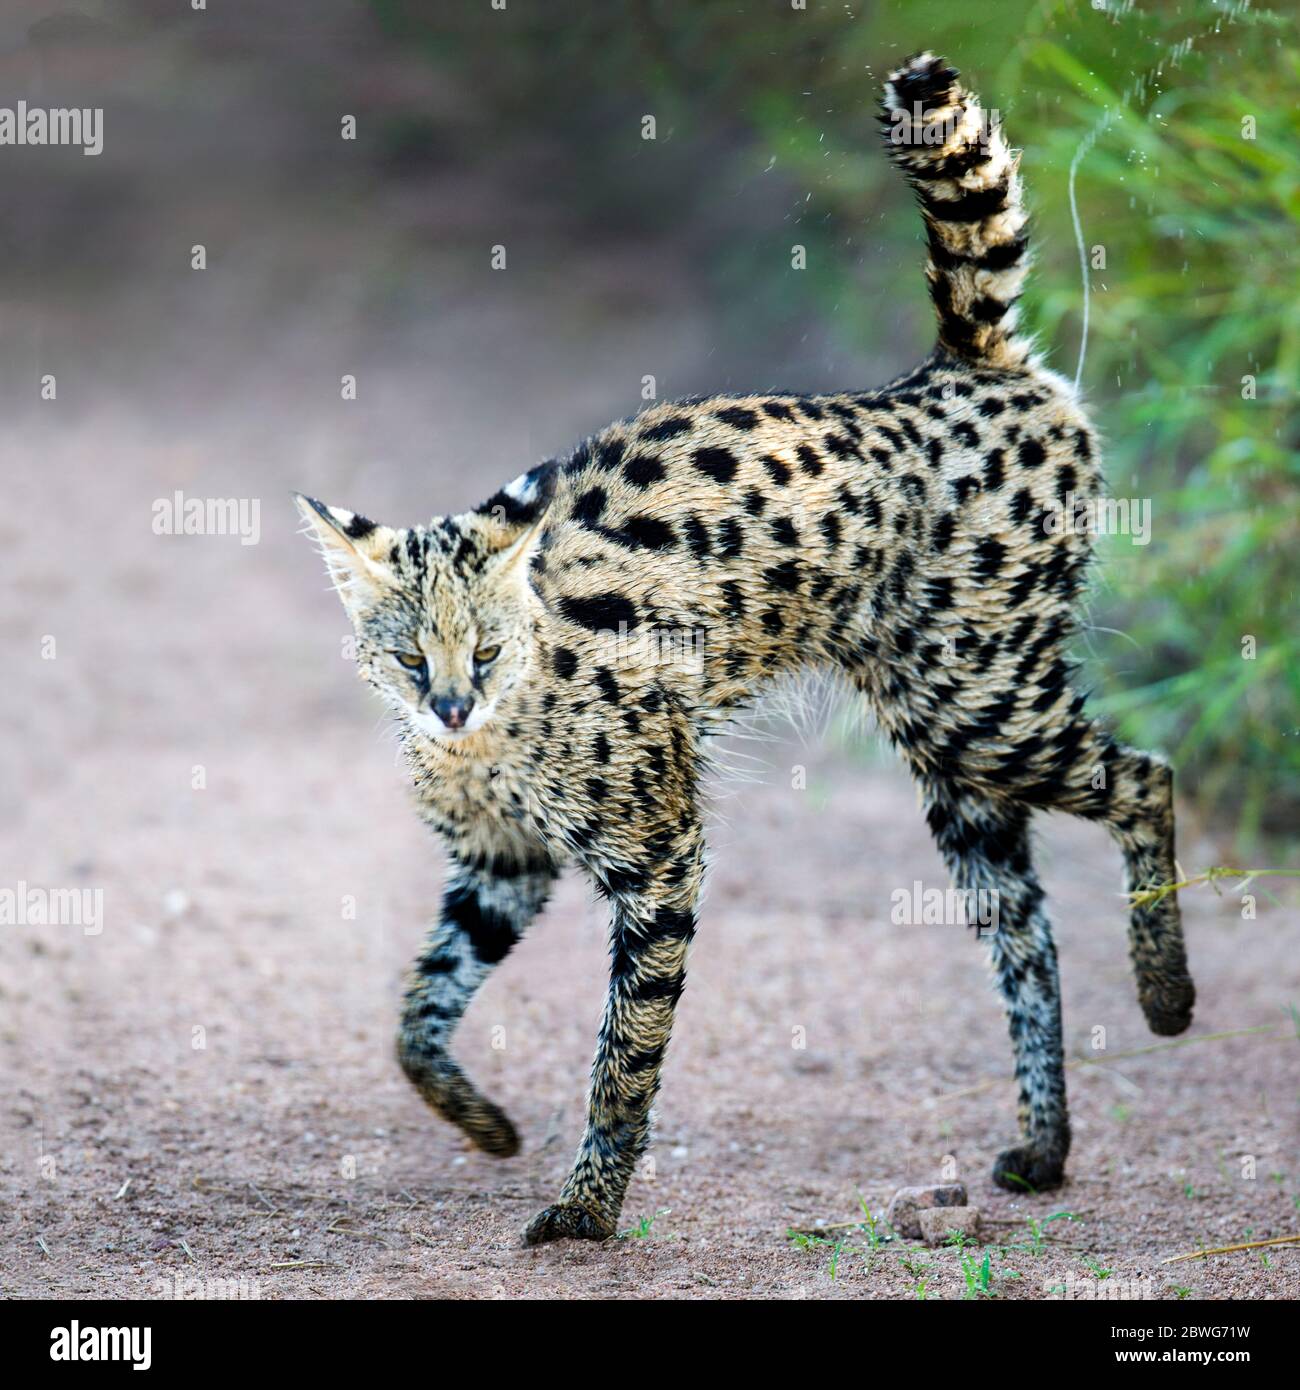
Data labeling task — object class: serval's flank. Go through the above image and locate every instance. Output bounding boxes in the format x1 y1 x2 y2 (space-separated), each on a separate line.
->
296 53 1194 1244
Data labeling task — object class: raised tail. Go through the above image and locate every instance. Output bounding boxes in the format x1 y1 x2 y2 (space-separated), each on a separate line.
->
881 52 1033 372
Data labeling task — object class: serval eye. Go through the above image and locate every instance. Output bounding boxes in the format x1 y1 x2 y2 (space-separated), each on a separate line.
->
474 644 501 665
394 651 425 670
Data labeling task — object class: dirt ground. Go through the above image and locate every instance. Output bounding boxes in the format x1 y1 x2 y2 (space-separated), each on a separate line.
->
3 395 1298 1301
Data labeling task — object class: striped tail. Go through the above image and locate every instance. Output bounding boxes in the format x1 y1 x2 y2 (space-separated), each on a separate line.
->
881 52 1033 372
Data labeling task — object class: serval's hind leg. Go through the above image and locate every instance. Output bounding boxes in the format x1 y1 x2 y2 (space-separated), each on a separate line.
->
921 779 1070 1193
1034 720 1195 1037
1106 752 1195 1036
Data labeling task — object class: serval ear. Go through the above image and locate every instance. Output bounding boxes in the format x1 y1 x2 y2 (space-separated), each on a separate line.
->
471 460 559 576
294 493 400 609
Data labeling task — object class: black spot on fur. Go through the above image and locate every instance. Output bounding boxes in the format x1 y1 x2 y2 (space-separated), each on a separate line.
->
932 512 956 553
720 580 746 619
596 438 625 471
651 903 697 943
624 453 666 488
899 418 924 449
640 416 693 442
763 559 801 593
612 514 677 550
1017 436 1046 469
559 592 639 632
684 513 712 558
761 454 792 486
593 667 621 703
602 862 649 896
919 179 1010 224
796 443 824 477
572 487 606 526
877 425 905 451
444 882 516 965
925 576 954 612
823 432 860 461
974 537 1007 581
717 517 745 558
564 441 593 475
692 446 739 484
984 448 1006 491
770 515 799 546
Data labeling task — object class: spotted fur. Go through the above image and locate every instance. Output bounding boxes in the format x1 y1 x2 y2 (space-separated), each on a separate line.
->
296 53 1194 1243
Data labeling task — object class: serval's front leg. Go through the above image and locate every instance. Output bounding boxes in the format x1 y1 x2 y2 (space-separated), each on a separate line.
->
524 828 703 1245
398 848 558 1157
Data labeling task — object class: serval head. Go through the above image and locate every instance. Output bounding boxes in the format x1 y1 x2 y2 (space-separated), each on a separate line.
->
295 462 556 744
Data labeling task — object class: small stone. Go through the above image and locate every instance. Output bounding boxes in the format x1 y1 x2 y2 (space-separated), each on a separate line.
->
161 889 190 919
919 1205 981 1246
885 1183 968 1239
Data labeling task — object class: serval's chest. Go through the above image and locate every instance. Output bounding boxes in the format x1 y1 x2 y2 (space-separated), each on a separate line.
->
406 730 551 858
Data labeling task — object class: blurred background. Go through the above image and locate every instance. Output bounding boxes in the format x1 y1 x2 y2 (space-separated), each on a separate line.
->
4 0 1295 851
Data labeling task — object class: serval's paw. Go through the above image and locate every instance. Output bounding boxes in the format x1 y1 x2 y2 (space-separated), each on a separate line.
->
523 1198 616 1246
397 1045 520 1158
992 1144 1067 1194
462 1100 520 1158
1139 976 1196 1037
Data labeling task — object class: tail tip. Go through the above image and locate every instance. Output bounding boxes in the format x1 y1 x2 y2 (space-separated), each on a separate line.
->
882 51 961 118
